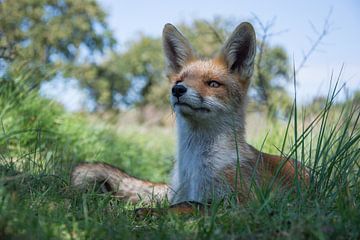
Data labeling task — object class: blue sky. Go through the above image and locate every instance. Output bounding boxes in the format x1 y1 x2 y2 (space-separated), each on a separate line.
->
43 0 360 110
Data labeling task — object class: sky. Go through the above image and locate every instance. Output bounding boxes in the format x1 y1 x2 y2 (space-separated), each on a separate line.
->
42 0 360 111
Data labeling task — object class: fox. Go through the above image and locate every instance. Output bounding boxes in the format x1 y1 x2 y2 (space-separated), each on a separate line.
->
71 22 309 214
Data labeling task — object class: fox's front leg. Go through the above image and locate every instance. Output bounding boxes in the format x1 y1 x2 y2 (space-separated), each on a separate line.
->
71 163 169 203
134 201 205 219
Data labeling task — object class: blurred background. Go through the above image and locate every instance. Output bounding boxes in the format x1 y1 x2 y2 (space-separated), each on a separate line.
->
1 0 359 118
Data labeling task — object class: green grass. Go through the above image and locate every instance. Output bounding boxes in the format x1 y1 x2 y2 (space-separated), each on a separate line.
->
0 73 359 239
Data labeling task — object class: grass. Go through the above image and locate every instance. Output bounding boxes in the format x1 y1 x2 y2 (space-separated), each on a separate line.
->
0 72 359 239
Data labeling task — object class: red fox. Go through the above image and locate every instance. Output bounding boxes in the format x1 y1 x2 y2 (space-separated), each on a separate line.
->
71 22 309 214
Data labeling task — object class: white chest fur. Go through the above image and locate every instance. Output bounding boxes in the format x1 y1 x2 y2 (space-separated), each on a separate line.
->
169 118 240 204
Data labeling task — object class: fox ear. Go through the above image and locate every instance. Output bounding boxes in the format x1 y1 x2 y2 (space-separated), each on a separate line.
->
220 22 256 80
162 23 195 74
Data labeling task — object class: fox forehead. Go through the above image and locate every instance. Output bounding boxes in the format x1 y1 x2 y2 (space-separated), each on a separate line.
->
170 60 228 83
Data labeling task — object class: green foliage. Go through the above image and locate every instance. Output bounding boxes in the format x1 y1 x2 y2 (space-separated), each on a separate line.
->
69 35 167 110
177 18 229 56
253 45 291 116
0 75 173 181
121 36 165 106
69 58 131 110
0 0 114 85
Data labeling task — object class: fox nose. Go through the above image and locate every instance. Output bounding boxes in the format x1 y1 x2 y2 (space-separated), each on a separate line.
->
172 85 187 98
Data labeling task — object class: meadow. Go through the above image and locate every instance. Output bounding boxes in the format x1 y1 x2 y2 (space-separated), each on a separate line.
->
0 71 359 240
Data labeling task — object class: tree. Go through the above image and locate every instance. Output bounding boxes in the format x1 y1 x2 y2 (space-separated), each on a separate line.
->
0 0 114 86
73 36 165 110
69 55 131 111
121 36 164 103
252 44 290 116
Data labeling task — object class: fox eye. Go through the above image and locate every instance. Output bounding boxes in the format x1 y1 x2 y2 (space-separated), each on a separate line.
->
208 80 221 88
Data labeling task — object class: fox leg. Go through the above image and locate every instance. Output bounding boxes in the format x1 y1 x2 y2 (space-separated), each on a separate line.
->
71 162 169 204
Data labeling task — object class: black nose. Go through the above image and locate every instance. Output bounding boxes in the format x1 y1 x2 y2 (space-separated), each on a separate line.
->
172 85 187 98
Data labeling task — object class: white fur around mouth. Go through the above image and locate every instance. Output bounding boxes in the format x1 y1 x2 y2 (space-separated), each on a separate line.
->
174 102 210 112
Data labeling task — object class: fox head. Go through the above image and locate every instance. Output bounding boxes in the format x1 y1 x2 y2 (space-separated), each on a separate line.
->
162 23 256 129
